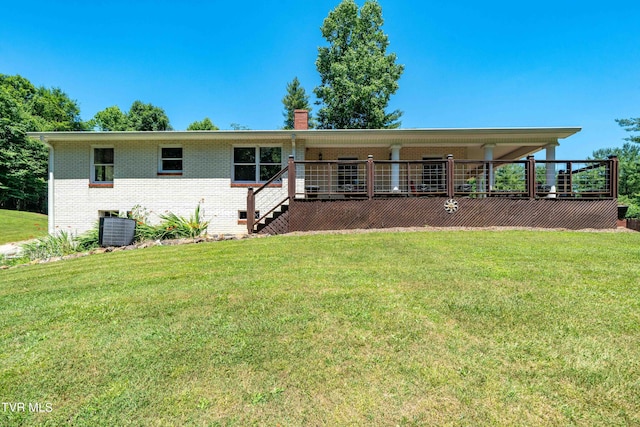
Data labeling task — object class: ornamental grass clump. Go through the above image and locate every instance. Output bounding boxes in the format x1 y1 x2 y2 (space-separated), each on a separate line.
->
127 205 161 242
157 204 209 239
75 223 100 251
20 230 77 260
128 204 210 242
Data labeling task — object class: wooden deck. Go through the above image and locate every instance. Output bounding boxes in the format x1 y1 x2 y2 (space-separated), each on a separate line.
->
248 155 620 234
257 198 616 234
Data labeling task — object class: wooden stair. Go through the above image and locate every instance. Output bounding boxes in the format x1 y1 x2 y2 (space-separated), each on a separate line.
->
256 204 290 235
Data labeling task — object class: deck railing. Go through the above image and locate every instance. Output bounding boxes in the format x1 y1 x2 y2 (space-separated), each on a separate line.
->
246 166 289 233
247 155 618 233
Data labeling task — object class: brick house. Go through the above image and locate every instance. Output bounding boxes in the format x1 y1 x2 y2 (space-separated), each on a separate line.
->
30 111 618 235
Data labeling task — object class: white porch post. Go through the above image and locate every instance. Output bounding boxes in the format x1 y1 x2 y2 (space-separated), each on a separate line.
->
483 143 495 191
390 144 401 191
545 142 557 187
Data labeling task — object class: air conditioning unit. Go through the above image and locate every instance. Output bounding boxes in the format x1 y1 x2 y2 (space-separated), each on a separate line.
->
99 217 136 247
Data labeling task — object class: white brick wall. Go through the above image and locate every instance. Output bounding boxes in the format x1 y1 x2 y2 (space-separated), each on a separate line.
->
53 177 259 235
52 139 293 236
51 138 468 236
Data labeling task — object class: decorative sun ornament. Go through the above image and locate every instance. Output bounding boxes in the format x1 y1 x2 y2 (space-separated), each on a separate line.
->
444 199 459 214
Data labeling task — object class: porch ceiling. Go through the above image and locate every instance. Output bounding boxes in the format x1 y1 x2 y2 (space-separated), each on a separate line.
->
298 127 581 145
297 127 579 150
298 127 580 160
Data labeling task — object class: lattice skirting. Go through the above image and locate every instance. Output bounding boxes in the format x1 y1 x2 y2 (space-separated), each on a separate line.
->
271 198 617 234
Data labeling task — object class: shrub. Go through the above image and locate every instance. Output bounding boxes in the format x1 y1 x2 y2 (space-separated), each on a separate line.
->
126 205 165 242
625 203 640 219
75 223 100 251
20 231 77 261
157 204 209 239
619 195 640 219
133 221 162 242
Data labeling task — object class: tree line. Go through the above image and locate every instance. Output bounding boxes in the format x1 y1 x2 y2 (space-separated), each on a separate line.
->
1 74 83 212
0 73 222 213
590 121 640 217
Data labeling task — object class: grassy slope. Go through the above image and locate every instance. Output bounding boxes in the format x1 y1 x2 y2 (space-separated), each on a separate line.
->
1 230 639 426
0 209 47 244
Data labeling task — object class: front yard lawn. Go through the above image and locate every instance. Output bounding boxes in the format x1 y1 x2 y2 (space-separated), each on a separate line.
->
1 230 639 425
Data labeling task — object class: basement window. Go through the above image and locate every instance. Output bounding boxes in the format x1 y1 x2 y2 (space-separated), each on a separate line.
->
238 210 260 220
99 210 120 218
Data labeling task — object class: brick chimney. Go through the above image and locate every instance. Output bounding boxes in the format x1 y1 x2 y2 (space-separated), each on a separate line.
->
294 109 309 130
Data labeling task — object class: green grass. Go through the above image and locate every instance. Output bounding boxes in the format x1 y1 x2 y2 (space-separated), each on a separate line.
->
0 209 48 244
1 230 639 426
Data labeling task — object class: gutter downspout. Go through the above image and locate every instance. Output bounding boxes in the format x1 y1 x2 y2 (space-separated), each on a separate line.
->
39 136 54 235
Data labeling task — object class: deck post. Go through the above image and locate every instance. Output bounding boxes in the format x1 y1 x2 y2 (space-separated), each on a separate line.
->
608 155 619 198
367 155 374 199
446 154 455 198
288 155 296 200
567 162 573 196
247 187 255 234
527 155 536 199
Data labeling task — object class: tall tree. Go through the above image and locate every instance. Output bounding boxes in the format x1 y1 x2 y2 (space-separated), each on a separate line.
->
187 117 219 130
0 86 40 210
92 101 172 131
29 87 88 131
314 0 404 129
92 106 128 131
127 100 172 131
282 77 313 129
591 143 640 199
616 118 640 144
0 74 87 212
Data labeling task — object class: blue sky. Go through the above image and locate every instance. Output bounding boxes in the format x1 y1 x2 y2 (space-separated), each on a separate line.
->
2 0 638 159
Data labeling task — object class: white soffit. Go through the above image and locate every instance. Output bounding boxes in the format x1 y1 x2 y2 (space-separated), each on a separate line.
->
28 127 581 145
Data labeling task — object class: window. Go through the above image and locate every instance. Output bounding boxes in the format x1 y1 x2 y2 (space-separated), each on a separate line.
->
238 210 260 220
159 146 183 173
338 157 359 187
92 147 114 183
233 146 282 182
422 156 444 189
99 210 119 218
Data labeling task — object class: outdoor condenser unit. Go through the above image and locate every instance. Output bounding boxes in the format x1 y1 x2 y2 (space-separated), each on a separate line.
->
98 217 136 247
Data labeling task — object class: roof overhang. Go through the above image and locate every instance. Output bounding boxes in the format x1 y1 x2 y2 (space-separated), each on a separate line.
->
28 127 581 144
28 127 581 161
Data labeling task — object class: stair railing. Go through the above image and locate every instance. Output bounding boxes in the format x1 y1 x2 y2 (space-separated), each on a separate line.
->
247 156 295 233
